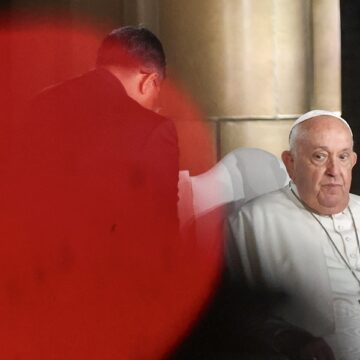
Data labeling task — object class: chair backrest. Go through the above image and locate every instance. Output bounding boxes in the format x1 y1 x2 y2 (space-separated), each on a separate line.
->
218 147 290 213
178 148 290 228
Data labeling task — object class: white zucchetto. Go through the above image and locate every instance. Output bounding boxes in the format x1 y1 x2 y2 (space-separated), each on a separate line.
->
289 110 353 139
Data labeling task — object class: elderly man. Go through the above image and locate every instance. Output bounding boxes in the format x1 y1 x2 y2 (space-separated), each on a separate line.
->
228 110 360 360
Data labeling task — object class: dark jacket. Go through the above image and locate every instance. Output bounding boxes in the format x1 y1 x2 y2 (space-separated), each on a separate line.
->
3 68 184 359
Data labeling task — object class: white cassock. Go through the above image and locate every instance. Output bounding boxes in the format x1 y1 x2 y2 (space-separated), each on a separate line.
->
228 183 360 360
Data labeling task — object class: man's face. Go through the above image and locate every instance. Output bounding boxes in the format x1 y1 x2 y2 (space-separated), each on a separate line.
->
283 116 357 215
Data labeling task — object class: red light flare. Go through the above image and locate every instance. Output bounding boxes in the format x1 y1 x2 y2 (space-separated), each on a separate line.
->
0 13 224 359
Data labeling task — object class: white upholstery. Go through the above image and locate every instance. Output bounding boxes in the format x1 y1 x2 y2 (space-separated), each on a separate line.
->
178 148 290 228
218 147 290 212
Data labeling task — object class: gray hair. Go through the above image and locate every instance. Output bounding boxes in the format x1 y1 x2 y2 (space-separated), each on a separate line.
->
289 110 353 153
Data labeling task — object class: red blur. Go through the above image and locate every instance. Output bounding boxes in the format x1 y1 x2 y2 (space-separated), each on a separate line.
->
0 13 223 360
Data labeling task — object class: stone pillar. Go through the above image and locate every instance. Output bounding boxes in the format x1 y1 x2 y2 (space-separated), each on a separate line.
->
154 0 341 160
311 0 341 110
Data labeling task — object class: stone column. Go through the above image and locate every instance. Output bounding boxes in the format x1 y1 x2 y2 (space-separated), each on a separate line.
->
154 0 341 159
311 0 341 110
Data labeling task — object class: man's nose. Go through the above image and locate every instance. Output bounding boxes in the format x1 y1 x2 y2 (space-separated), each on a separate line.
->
325 157 340 176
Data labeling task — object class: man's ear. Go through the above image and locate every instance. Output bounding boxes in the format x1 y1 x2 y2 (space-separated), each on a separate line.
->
281 150 295 180
139 72 159 95
352 151 358 168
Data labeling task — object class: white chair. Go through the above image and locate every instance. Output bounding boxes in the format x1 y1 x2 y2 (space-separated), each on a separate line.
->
178 147 290 228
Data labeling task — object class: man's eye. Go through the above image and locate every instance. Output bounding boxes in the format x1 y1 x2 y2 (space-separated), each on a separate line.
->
339 153 350 160
313 153 326 161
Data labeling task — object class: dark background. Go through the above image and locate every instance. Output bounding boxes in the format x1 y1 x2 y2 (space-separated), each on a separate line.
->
341 1 360 194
